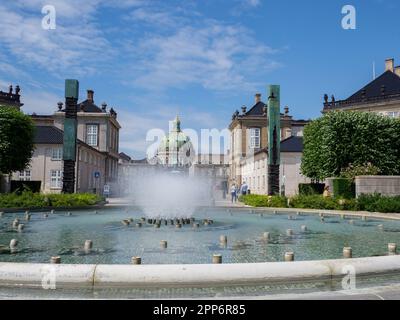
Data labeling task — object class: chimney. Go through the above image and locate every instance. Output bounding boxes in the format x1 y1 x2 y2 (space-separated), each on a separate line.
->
385 58 394 72
255 93 261 104
395 66 400 77
87 89 94 102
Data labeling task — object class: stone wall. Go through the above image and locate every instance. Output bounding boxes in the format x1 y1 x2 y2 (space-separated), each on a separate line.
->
355 176 400 197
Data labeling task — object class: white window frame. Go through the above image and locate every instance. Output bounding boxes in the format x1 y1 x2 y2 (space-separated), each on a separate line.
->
51 147 63 161
50 170 63 189
19 170 31 181
249 128 261 149
86 124 99 147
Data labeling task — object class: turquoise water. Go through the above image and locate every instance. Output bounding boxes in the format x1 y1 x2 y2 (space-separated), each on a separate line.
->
0 208 399 265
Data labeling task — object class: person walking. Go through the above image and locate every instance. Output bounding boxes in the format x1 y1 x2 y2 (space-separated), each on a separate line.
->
230 184 238 203
240 182 248 196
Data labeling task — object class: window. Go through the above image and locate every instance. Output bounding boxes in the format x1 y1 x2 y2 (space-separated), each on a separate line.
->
249 128 261 149
86 124 99 146
51 148 63 160
50 170 63 189
19 170 31 181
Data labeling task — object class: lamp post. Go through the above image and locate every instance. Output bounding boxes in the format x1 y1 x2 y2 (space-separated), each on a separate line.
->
267 85 281 196
62 79 79 194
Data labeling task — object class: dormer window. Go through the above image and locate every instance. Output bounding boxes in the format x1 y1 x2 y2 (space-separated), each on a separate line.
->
86 124 99 146
249 128 261 149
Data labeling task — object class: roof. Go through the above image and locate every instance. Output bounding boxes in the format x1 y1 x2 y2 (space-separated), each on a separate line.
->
34 126 104 155
34 126 64 144
119 152 132 162
255 136 304 155
346 70 400 101
132 158 149 164
78 99 104 113
280 136 304 152
244 101 267 116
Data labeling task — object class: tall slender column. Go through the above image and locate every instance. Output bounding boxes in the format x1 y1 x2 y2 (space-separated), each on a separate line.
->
267 85 281 196
62 79 79 194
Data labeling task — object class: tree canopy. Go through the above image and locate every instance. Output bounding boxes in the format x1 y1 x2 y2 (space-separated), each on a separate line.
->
0 107 35 174
301 111 400 181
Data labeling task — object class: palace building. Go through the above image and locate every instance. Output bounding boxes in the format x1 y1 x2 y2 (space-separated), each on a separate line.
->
3 87 121 194
228 93 310 196
323 58 400 118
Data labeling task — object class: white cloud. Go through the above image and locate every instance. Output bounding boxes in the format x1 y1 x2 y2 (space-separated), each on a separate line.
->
0 1 113 76
129 21 279 91
246 0 261 7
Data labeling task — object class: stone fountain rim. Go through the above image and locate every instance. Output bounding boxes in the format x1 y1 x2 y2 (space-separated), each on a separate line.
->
0 255 399 289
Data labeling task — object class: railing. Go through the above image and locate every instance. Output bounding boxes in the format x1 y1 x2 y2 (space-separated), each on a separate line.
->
323 93 400 110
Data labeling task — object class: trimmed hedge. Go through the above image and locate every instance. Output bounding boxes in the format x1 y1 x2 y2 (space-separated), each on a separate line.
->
0 191 103 209
239 194 287 208
331 178 355 199
299 183 325 196
239 194 400 213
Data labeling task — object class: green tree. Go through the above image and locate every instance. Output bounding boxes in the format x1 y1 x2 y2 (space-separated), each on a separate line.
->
0 107 35 174
301 111 400 181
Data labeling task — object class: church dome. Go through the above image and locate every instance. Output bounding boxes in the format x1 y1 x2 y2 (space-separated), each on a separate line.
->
157 116 195 167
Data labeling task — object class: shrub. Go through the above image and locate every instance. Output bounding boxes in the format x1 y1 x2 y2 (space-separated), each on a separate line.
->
340 163 380 180
239 193 399 213
299 183 325 195
0 191 103 209
357 194 400 213
240 194 287 208
332 178 355 199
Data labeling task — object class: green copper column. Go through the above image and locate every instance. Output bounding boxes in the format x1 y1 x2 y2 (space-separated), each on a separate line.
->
62 79 79 194
267 85 281 195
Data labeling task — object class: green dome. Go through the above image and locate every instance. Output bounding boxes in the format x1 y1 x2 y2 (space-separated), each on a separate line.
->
158 116 191 150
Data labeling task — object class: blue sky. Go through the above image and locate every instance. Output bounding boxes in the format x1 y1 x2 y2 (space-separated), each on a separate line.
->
1 0 399 158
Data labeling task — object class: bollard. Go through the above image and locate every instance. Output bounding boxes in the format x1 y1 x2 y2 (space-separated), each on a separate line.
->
176 223 182 229
94 210 98 215
362 216 367 221
341 214 345 220
131 257 142 265
50 256 61 264
136 223 142 228
301 225 307 232
220 235 228 244
160 240 168 249
284 252 294 262
193 223 200 229
25 213 31 221
17 224 25 232
286 229 293 237
50 210 55 214
12 219 19 228
343 247 352 259
67 212 72 216
388 243 397 255
263 232 270 240
84 240 93 252
9 239 18 250
212 254 222 264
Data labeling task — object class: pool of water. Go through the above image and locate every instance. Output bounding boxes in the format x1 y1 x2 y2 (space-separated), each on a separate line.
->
0 208 399 265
